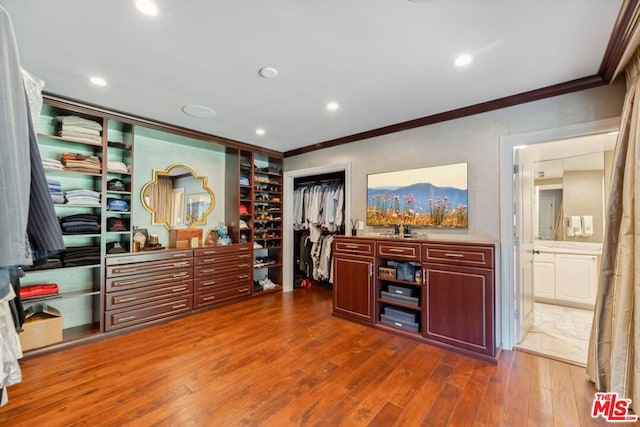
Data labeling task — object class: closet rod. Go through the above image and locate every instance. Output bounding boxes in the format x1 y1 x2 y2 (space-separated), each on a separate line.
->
295 177 343 186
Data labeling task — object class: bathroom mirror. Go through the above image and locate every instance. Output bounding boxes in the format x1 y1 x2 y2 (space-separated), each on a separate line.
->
141 164 215 229
534 150 612 243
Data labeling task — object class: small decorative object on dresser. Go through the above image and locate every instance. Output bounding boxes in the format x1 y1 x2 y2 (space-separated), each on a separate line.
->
170 228 203 248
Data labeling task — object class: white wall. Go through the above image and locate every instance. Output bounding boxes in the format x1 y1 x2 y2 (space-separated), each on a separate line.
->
284 81 626 241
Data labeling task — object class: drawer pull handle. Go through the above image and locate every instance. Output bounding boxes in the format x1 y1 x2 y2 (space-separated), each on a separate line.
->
116 279 139 286
202 280 216 286
117 315 136 322
172 253 188 258
239 274 249 279
172 304 187 309
118 296 137 303
238 263 250 268
388 249 405 253
203 296 216 301
202 250 217 255
173 273 188 278
344 244 359 249
444 253 464 258
202 268 216 274
239 247 249 251
172 262 190 267
172 287 186 293
116 267 138 274
238 288 249 293
239 254 250 259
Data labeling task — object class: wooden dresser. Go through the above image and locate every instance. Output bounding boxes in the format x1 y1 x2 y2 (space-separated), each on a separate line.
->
193 243 253 308
332 236 499 362
104 249 194 331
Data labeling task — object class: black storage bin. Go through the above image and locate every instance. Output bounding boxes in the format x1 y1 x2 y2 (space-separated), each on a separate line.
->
380 314 419 332
380 291 419 306
384 306 417 323
388 284 413 297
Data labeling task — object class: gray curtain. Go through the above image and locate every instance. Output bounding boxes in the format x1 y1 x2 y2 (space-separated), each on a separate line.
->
587 48 640 408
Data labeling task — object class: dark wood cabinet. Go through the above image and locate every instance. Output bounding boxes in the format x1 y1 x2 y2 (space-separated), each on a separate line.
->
423 263 494 356
333 238 375 323
333 236 498 361
422 242 495 356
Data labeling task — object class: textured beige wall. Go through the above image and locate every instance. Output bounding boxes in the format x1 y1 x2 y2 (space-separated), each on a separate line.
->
284 81 626 241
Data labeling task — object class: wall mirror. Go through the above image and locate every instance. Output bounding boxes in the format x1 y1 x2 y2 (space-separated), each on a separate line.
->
531 132 616 244
141 164 215 229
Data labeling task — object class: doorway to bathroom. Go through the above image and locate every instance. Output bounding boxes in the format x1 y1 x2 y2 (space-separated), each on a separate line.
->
500 118 619 366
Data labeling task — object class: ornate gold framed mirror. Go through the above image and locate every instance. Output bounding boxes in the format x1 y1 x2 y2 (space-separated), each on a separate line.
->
141 164 215 229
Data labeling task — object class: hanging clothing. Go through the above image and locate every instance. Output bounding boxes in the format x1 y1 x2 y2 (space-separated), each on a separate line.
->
293 182 344 241
0 5 65 406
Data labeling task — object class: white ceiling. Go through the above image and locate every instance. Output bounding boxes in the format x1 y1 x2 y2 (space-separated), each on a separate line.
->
1 0 624 153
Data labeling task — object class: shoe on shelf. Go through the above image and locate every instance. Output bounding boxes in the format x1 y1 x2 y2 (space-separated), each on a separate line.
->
259 278 279 290
253 241 263 249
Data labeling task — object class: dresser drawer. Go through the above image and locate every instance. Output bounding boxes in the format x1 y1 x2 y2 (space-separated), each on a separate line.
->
195 252 251 266
377 241 421 261
333 238 375 256
105 279 193 311
195 271 251 290
194 282 252 308
106 258 193 278
194 244 252 257
423 243 494 268
105 296 192 331
105 267 193 292
106 249 193 266
194 262 251 279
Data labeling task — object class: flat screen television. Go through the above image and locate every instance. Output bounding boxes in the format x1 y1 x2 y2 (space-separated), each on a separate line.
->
366 162 468 228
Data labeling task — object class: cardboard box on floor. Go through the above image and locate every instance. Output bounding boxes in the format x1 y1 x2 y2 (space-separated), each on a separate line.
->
19 304 63 351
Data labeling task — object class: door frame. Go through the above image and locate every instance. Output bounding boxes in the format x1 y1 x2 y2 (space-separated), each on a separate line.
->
282 162 352 292
498 117 619 350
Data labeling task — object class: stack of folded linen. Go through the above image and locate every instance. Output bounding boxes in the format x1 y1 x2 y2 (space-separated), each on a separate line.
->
62 245 101 267
20 283 59 299
54 115 103 145
60 152 101 173
107 161 130 173
48 179 64 204
21 254 63 271
42 157 64 171
59 213 100 234
65 189 100 205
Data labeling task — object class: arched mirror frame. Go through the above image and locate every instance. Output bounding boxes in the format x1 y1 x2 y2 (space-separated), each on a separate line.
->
141 163 215 230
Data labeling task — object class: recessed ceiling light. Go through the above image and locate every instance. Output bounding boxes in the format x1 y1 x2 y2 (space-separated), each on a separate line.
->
255 128 266 135
181 104 216 119
454 54 473 67
134 0 158 16
89 76 107 86
258 67 278 79
326 102 339 111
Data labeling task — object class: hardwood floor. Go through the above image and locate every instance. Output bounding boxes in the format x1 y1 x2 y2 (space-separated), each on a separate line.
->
0 287 621 426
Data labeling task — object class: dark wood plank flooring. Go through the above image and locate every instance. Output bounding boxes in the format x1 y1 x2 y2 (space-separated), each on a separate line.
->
0 287 623 426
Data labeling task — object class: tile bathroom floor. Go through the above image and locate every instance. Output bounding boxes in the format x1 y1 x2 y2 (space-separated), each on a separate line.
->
516 302 594 367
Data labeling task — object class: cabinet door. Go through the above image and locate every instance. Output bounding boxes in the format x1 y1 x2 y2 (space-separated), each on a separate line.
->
333 254 374 323
534 261 555 299
555 254 598 305
424 263 494 356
